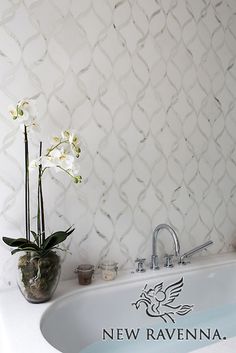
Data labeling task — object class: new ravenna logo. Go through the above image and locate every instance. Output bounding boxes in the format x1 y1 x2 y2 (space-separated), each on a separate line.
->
132 277 193 323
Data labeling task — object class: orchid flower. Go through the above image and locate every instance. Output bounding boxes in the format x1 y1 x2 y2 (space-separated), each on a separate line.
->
30 130 82 184
9 99 39 132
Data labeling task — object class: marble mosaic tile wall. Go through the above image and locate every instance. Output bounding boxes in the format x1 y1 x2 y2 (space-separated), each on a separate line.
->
0 0 236 289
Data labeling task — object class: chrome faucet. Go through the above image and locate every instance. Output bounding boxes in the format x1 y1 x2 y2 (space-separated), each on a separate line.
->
151 224 180 270
179 240 213 265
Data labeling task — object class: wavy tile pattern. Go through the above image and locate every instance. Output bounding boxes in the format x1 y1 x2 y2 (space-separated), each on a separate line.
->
0 0 236 289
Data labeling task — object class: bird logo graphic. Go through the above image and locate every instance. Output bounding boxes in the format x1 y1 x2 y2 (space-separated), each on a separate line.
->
132 277 193 323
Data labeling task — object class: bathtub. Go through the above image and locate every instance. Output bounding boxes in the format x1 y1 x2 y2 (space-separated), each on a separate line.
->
0 253 236 353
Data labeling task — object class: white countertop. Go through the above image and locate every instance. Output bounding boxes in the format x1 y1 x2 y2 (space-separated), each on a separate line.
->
0 253 236 353
0 279 77 353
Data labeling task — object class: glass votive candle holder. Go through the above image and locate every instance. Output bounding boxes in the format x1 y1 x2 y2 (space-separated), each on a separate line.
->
74 264 94 285
100 261 118 281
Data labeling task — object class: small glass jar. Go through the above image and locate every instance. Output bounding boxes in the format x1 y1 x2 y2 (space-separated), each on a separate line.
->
100 261 118 281
74 264 94 285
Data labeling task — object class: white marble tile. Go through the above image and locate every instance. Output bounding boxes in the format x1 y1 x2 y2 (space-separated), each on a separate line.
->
0 0 236 289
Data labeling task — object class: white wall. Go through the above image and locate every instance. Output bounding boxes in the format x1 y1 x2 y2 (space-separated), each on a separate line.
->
0 0 236 289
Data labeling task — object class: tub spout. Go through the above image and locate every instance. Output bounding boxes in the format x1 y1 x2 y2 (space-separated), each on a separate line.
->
179 240 213 265
151 224 180 270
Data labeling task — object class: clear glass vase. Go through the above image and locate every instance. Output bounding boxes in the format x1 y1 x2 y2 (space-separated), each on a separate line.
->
17 251 61 303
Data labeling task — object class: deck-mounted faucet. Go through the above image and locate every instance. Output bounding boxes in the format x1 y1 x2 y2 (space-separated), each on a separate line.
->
151 224 180 270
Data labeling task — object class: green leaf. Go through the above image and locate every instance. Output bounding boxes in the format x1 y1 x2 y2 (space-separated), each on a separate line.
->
2 237 41 254
65 226 74 233
11 248 25 255
2 237 29 247
31 231 40 245
17 243 40 251
43 228 74 250
11 247 40 255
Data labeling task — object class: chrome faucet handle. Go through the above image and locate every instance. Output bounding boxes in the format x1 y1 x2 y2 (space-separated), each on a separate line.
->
135 258 146 272
164 254 174 268
150 254 159 270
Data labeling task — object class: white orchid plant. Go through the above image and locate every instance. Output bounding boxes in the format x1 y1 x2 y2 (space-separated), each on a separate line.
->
2 99 82 256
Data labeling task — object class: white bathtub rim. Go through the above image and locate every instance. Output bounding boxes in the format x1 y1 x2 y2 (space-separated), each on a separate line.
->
41 251 236 316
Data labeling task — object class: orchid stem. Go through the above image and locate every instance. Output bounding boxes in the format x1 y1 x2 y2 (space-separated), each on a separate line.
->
24 125 30 242
45 140 68 157
38 142 45 245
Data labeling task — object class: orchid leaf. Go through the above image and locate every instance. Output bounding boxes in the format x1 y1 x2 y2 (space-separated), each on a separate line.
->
11 248 25 255
17 243 41 251
43 228 74 250
11 247 40 255
2 237 29 247
2 237 41 251
31 231 40 245
3 227 74 256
